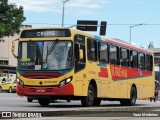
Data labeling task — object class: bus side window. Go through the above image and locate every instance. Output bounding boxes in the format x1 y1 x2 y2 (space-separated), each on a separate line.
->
130 50 138 69
74 34 86 73
145 54 153 71
139 52 145 70
99 42 108 63
121 48 129 67
87 39 97 61
110 44 120 65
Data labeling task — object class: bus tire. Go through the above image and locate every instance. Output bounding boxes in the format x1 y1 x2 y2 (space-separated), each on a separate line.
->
129 86 137 106
93 98 101 106
38 98 50 107
120 86 137 106
81 84 95 107
8 87 12 93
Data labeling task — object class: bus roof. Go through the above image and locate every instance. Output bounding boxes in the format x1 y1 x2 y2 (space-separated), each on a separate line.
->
71 29 153 55
20 27 153 55
105 38 153 55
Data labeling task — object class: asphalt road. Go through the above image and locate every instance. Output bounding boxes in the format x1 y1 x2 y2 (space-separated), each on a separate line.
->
1 93 160 119
0 93 160 111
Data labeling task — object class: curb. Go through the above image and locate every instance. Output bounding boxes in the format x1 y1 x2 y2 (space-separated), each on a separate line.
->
37 106 160 117
1 106 160 118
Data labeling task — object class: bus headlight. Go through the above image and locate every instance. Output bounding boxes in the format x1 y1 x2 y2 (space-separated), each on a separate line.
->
59 80 66 87
59 76 72 87
18 79 24 88
66 77 72 83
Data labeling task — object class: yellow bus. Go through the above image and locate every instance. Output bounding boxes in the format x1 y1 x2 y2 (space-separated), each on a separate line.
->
12 27 154 107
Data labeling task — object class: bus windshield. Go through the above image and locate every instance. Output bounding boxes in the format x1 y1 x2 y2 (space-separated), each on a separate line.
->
18 40 73 70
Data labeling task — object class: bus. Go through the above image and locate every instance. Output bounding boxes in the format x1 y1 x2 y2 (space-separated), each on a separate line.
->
12 27 154 107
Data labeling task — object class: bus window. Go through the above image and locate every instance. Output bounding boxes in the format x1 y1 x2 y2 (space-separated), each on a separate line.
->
139 53 145 70
110 44 120 65
145 54 153 71
99 42 108 63
87 39 97 61
74 35 86 73
130 50 138 69
121 48 129 67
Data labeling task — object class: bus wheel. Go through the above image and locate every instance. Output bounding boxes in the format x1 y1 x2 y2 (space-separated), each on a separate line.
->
129 87 137 105
81 84 95 107
93 98 101 106
8 87 12 93
120 87 137 106
38 98 50 107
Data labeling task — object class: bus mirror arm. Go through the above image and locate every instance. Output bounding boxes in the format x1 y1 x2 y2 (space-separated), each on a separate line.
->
12 38 19 58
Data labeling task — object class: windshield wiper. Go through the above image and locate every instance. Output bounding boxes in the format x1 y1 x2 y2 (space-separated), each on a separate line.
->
47 40 58 55
44 40 59 64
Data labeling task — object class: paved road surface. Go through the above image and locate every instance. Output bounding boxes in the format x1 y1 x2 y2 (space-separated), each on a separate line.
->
1 93 160 119
0 93 160 111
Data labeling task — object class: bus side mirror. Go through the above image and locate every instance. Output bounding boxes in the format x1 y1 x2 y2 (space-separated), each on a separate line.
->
75 43 80 62
12 38 19 58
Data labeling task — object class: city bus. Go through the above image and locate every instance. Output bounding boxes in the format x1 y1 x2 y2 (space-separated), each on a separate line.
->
12 27 155 107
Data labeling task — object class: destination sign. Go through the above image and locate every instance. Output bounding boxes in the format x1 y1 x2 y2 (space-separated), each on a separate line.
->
20 29 71 38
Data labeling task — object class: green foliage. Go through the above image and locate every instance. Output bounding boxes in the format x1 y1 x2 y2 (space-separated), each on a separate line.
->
0 0 26 38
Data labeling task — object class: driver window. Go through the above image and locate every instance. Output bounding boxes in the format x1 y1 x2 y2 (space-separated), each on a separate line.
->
74 34 86 73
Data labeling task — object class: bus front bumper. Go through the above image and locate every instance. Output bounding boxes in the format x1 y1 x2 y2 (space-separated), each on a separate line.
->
16 83 74 96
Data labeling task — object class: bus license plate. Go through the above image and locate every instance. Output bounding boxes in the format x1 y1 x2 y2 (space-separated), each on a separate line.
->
36 89 45 92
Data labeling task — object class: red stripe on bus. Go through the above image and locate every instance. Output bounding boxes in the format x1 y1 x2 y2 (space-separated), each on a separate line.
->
110 65 152 80
98 67 108 78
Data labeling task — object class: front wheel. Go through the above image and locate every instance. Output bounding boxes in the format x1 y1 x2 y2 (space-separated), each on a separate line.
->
81 84 95 107
38 98 50 106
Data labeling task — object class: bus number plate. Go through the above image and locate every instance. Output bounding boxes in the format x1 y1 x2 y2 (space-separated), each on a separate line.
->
36 89 45 92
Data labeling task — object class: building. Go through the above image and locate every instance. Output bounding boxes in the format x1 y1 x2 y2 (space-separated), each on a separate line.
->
0 25 32 79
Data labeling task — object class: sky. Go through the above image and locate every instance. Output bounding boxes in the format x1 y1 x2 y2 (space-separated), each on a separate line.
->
8 0 160 48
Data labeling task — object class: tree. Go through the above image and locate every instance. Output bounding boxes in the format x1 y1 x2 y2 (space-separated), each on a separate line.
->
0 0 25 39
